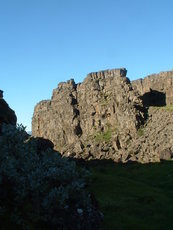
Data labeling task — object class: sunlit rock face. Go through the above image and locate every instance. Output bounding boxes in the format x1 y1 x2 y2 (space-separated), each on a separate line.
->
132 70 173 106
32 68 146 161
32 68 173 163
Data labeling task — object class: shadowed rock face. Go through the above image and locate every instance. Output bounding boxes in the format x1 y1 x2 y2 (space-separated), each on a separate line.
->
141 90 166 107
32 68 145 160
132 70 173 105
0 91 17 130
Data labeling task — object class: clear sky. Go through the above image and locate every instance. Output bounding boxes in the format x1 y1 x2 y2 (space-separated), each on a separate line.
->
0 0 173 131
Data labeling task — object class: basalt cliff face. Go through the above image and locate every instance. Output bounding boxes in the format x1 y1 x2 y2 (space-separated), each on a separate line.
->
132 70 173 106
32 68 173 163
0 90 17 131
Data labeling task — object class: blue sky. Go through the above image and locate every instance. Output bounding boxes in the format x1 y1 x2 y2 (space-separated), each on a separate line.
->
0 0 173 131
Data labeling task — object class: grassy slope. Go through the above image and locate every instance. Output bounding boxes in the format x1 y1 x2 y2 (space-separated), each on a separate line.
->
87 160 173 230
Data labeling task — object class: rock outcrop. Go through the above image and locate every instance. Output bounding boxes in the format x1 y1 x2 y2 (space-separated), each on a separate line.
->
132 70 173 106
0 90 17 131
32 68 173 163
32 68 146 161
124 107 173 162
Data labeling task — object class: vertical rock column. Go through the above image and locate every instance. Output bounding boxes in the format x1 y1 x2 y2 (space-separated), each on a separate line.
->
32 79 82 150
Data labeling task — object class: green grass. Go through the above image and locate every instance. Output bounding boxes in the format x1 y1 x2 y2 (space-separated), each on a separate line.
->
92 125 119 143
152 105 173 112
163 105 173 112
86 160 173 230
94 129 112 142
137 127 145 137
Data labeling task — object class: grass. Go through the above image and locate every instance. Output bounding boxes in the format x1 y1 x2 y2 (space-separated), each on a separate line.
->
162 105 173 112
152 105 173 112
93 124 119 143
137 127 145 137
94 129 112 142
86 160 173 230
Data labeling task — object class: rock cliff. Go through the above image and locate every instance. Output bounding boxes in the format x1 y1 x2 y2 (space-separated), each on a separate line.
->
132 70 173 106
32 68 173 163
0 90 17 131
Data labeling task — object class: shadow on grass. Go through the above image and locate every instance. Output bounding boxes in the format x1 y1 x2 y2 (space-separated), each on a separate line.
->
74 158 173 230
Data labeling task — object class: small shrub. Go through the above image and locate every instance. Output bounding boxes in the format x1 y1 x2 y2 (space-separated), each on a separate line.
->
0 124 102 229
